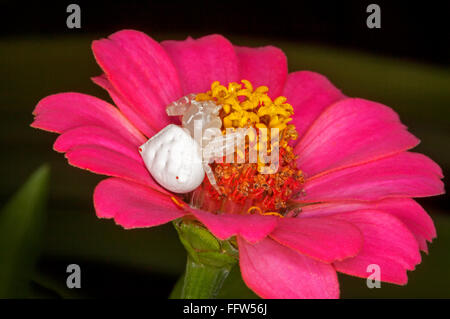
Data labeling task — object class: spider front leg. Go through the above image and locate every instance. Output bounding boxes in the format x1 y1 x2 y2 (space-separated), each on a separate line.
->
166 94 196 116
202 161 221 194
201 131 246 195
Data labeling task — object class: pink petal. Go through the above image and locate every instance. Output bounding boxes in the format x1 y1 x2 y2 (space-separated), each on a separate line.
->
54 126 141 161
92 30 183 135
31 92 145 145
238 237 339 299
301 152 444 202
332 210 421 285
300 198 436 252
92 74 156 137
270 216 363 263
162 35 239 94
64 145 166 192
189 208 278 243
295 98 420 177
416 237 429 253
94 178 183 229
282 71 345 140
234 45 287 98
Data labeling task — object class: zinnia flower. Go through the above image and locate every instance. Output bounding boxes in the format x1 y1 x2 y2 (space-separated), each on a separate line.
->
31 30 444 298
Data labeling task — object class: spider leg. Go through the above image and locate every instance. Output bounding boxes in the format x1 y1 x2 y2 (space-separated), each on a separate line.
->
166 94 196 116
203 130 246 160
203 162 221 194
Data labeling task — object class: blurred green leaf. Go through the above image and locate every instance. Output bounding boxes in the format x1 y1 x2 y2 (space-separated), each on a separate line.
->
0 164 49 297
30 272 81 298
43 211 186 275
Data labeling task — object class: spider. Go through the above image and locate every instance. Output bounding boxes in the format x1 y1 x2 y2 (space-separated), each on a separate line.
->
139 94 245 194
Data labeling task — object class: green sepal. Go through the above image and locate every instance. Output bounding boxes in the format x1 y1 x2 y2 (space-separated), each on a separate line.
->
173 219 238 267
173 218 239 298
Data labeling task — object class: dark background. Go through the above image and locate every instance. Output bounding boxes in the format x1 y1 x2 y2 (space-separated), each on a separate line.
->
0 1 449 298
2 1 449 65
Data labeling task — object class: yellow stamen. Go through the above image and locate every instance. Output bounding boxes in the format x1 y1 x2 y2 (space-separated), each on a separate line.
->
196 80 296 163
262 212 284 218
247 206 262 214
171 196 185 208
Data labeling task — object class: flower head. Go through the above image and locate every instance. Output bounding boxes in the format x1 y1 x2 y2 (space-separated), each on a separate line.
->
32 30 444 298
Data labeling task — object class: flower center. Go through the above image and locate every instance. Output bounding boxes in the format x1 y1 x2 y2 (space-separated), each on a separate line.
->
185 80 304 217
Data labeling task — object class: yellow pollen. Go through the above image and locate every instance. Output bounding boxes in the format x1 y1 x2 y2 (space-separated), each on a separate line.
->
196 79 296 134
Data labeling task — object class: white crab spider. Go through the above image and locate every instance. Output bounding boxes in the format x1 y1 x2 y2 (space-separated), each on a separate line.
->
139 94 245 194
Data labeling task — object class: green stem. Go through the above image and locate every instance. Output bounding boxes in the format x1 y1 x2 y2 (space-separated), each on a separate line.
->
172 219 238 299
181 255 232 299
